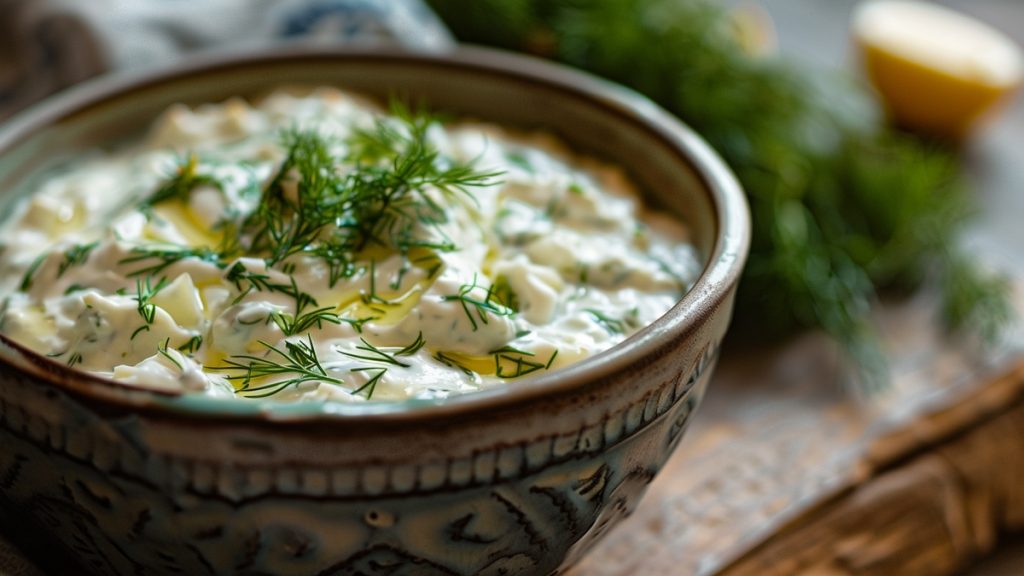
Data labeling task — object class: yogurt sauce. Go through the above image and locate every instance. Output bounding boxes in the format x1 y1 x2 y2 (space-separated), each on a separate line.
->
0 88 701 402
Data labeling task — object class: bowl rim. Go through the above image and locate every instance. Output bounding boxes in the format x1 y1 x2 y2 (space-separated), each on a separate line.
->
0 44 750 423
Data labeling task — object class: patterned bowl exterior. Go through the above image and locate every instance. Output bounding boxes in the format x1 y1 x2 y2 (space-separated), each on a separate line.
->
0 47 748 576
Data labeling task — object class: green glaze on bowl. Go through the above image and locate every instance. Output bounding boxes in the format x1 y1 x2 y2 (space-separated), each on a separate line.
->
0 46 749 576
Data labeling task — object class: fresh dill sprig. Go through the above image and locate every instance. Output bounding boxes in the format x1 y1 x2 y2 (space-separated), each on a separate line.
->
240 108 500 272
359 259 391 306
505 151 534 173
212 335 342 398
343 108 500 252
131 276 168 340
270 306 342 336
64 284 89 295
585 308 640 335
338 315 377 334
433 350 477 378
340 333 424 367
442 274 514 331
18 253 46 291
585 309 626 334
308 243 358 288
490 345 559 379
243 128 341 265
120 244 222 278
225 261 317 314
396 331 427 356
412 251 445 279
142 153 223 209
350 366 387 398
340 333 426 399
178 334 204 355
491 274 520 312
156 338 183 370
57 241 99 278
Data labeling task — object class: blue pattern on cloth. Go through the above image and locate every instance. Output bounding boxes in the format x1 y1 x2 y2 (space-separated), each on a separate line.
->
0 0 452 119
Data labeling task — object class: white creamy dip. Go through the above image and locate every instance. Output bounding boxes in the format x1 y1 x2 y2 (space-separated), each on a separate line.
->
0 88 700 402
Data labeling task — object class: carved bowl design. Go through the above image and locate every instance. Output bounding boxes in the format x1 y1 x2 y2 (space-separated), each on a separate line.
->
0 47 749 575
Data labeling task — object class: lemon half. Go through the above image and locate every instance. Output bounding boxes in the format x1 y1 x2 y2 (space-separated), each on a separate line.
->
853 0 1023 139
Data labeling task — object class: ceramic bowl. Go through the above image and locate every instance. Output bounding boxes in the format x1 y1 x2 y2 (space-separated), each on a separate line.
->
0 46 749 576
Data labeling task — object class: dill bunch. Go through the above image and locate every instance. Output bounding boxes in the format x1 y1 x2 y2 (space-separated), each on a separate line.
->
428 0 1013 386
242 110 499 280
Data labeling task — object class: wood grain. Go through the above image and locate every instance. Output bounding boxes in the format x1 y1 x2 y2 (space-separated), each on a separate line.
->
568 287 1024 576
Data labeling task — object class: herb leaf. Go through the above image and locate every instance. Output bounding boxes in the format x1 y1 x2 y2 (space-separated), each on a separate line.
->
58 242 99 278
120 245 222 278
142 153 222 209
212 336 342 398
442 274 514 331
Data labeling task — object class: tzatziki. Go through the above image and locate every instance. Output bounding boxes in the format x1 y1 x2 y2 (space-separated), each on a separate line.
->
0 88 700 402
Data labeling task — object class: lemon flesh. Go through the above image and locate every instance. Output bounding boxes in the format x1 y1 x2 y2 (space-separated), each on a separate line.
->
852 0 1023 139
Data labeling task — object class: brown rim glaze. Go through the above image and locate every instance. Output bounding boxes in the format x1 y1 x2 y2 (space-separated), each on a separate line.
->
0 45 749 424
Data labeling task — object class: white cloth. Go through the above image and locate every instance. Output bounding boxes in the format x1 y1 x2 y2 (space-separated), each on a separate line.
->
0 0 453 118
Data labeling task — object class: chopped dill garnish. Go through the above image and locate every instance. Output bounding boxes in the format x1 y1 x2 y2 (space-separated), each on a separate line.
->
270 306 342 336
412 251 444 279
338 315 377 334
64 283 89 295
585 309 626 334
141 153 223 209
241 108 501 269
491 274 519 313
131 276 168 340
396 331 427 356
156 338 183 370
442 274 514 331
433 351 477 378
177 334 203 355
340 333 426 398
225 261 317 314
360 259 391 306
647 254 688 291
212 335 342 399
134 276 168 324
120 244 222 278
340 333 424 367
58 241 99 278
309 244 357 288
390 260 411 291
67 351 83 368
350 366 387 398
490 345 559 379
505 151 534 173
577 264 590 285
18 253 46 292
